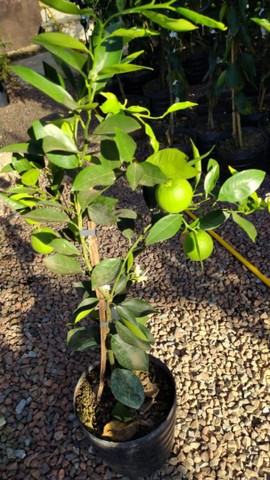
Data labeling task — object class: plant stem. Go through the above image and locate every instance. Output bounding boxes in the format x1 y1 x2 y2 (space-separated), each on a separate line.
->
87 220 108 403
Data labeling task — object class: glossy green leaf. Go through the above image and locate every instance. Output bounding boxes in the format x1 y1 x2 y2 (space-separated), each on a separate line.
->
218 170 266 203
162 101 197 116
72 297 99 323
44 253 83 275
199 210 230 230
111 27 159 39
77 189 101 212
204 159 220 197
11 66 79 110
251 17 270 33
111 334 149 371
115 129 136 163
47 153 79 169
72 165 115 191
91 258 122 289
100 93 123 114
21 169 40 186
120 317 151 342
10 194 37 208
146 148 198 179
110 368 145 409
23 208 69 223
49 238 80 256
146 214 183 246
0 143 30 153
0 193 25 210
101 63 151 75
143 11 197 32
115 321 152 351
93 113 141 136
120 298 155 317
176 7 227 31
232 211 257 242
39 0 81 15
126 162 167 190
42 126 78 153
67 326 100 352
33 32 89 53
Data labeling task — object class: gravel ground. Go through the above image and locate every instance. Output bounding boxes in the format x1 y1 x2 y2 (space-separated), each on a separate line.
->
1 79 270 480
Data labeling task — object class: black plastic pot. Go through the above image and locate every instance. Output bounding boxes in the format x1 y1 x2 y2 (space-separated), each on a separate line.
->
215 127 269 180
193 114 231 171
74 356 177 477
143 79 171 117
123 69 154 95
183 52 209 85
0 81 9 107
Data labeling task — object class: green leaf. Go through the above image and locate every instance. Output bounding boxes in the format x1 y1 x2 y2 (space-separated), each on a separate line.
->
162 101 197 116
143 11 197 32
146 148 198 180
49 238 80 256
77 189 101 212
251 17 270 33
115 321 152 351
0 193 25 210
146 214 183 246
67 326 100 352
112 402 133 423
115 129 136 163
47 153 79 169
204 159 220 197
33 32 89 53
100 93 123 114
72 297 99 323
110 368 145 409
126 162 167 190
199 210 230 230
111 334 149 371
40 0 79 14
93 33 122 80
231 211 257 242
44 253 83 275
218 170 266 203
11 66 79 110
34 42 87 77
101 63 151 75
72 165 115 191
42 126 78 153
23 208 69 223
225 64 243 89
21 169 40 186
119 298 155 317
111 27 159 39
176 7 227 31
91 258 122 289
88 196 118 226
0 143 31 153
93 113 141 136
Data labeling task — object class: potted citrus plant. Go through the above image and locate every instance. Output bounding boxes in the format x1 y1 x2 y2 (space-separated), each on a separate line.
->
0 0 268 476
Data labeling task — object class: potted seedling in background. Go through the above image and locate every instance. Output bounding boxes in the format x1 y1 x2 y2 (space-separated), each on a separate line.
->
0 0 268 476
215 0 269 178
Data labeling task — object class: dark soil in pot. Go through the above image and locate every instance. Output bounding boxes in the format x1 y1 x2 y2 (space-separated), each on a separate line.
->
74 356 176 477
